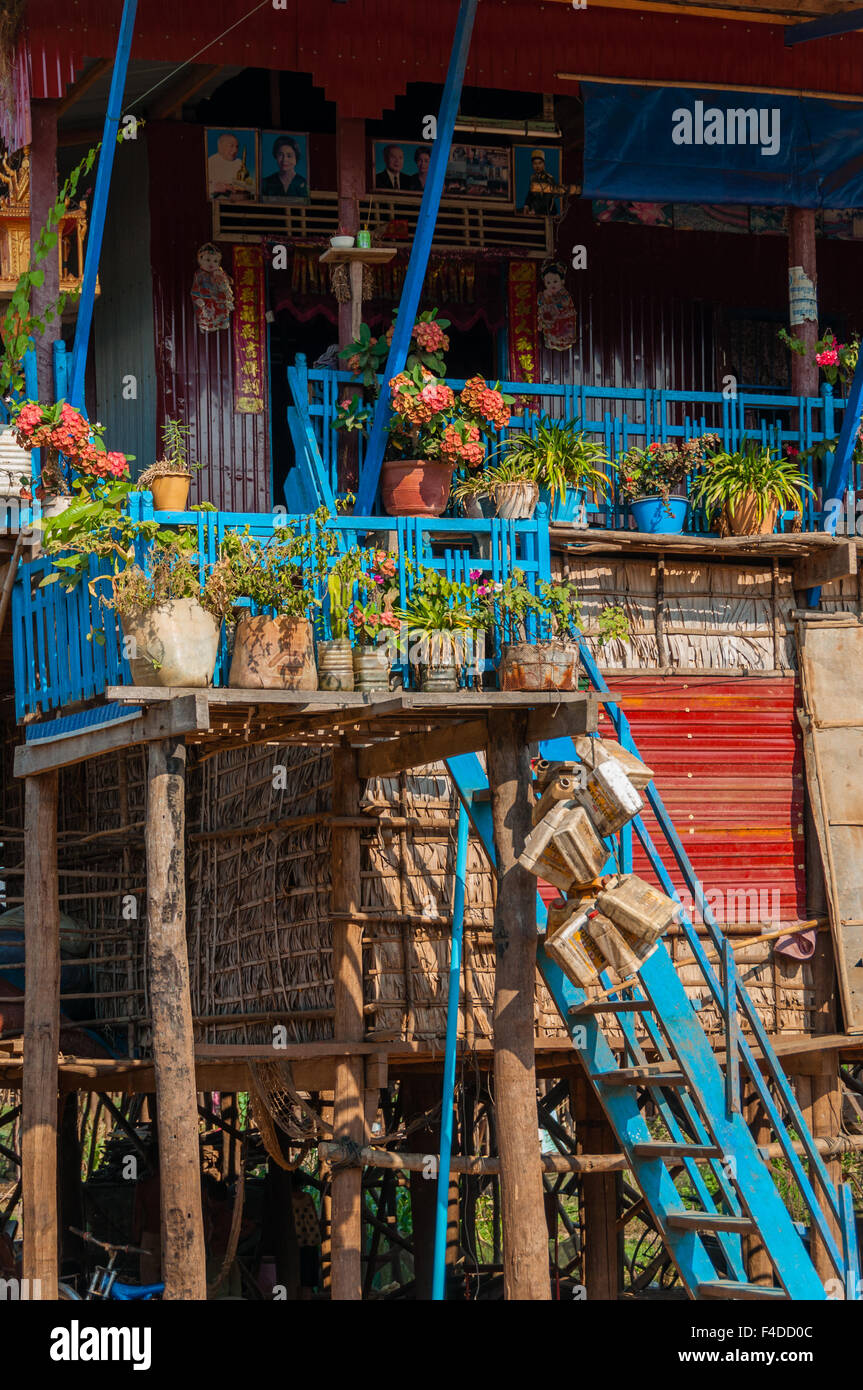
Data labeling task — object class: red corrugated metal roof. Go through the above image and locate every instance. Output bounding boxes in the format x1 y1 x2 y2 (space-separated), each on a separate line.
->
596 673 807 926
21 0 863 119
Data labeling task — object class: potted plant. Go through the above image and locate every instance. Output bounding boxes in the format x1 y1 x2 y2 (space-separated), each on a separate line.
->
111 537 227 687
319 548 362 690
335 313 513 517
453 454 540 520
137 418 199 511
347 549 400 691
618 434 719 535
492 417 613 522
41 492 228 687
689 444 815 537
217 526 328 690
395 566 487 691
484 571 629 690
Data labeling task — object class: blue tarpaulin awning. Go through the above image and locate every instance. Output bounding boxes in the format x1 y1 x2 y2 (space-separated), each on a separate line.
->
583 82 863 208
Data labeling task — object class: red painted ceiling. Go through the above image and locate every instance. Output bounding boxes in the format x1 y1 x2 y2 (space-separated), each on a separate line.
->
23 0 863 120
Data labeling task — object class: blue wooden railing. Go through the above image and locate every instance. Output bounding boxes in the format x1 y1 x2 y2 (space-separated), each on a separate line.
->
289 354 848 532
13 500 552 720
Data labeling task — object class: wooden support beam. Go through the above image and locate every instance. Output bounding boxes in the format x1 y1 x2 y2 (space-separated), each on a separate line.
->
147 65 222 120
793 540 857 592
789 208 819 399
574 1071 621 1298
58 58 112 116
146 737 207 1300
14 694 211 777
356 718 488 780
319 1143 629 1175
487 710 550 1300
21 772 60 1297
330 743 365 1300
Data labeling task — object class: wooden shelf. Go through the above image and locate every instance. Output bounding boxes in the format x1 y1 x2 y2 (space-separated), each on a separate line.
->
318 246 397 265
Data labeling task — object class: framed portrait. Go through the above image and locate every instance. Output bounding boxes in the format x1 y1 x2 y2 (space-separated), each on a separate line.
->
514 144 562 216
260 130 310 203
370 139 511 202
443 143 511 203
371 140 433 195
205 128 258 202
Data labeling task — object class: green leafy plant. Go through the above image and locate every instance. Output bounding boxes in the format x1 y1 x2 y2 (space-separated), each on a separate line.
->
492 418 613 506
137 418 202 485
215 509 340 620
111 536 231 622
689 444 814 527
479 570 629 647
779 326 859 390
617 434 720 509
395 566 488 635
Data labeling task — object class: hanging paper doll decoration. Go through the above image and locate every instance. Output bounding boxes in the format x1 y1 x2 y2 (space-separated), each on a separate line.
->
191 242 235 332
537 259 576 351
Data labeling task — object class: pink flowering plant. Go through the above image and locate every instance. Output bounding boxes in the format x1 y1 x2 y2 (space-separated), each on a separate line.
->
779 327 859 390
327 545 401 645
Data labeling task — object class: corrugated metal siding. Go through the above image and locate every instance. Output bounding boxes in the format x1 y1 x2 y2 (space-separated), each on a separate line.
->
24 0 863 117
94 135 157 474
148 123 271 512
598 674 807 925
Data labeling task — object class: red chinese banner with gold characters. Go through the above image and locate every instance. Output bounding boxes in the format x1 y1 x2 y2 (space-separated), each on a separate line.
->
232 245 266 413
508 260 539 394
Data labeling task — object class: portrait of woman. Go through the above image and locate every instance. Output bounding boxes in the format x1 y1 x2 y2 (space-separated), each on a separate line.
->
261 132 310 203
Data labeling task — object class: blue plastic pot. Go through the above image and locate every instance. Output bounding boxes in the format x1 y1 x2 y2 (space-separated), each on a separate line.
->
539 486 585 523
629 495 688 534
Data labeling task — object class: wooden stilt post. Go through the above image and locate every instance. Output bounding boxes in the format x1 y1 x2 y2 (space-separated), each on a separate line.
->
29 102 60 399
146 737 206 1300
788 208 819 398
330 743 365 1300
487 710 550 1301
22 771 60 1298
402 1076 459 1299
742 1080 774 1285
573 1071 620 1299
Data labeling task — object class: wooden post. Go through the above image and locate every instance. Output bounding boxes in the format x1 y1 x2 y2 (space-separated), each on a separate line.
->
22 771 60 1297
29 102 60 399
330 743 365 1299
788 208 819 398
401 1076 459 1298
146 737 207 1300
336 115 366 493
573 1071 620 1299
487 710 550 1301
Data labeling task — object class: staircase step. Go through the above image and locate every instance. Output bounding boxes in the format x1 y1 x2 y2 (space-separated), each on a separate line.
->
632 1142 722 1160
697 1281 787 1301
668 1211 755 1233
570 1000 652 1016
596 1066 687 1087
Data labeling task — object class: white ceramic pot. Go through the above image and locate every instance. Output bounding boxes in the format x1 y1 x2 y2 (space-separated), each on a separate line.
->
330 235 355 248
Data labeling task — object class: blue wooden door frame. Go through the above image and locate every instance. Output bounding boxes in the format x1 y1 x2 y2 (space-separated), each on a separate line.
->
68 0 138 410
354 0 479 514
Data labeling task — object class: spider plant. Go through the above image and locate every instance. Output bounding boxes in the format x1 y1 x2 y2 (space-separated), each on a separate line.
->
689 445 814 527
452 452 540 502
493 417 613 507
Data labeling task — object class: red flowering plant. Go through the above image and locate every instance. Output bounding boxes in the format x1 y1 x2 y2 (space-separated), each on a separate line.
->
617 434 720 510
12 399 131 502
336 310 453 392
386 365 512 468
779 326 859 390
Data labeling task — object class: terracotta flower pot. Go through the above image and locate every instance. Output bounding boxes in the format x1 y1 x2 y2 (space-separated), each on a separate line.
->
120 598 220 687
150 472 191 511
229 615 317 689
494 480 539 520
381 459 453 518
725 492 778 537
499 639 582 691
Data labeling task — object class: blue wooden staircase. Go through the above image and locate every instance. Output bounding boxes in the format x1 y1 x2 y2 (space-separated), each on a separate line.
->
445 640 860 1301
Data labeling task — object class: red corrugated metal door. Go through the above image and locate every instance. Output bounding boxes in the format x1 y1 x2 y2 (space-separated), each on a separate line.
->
597 674 807 927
